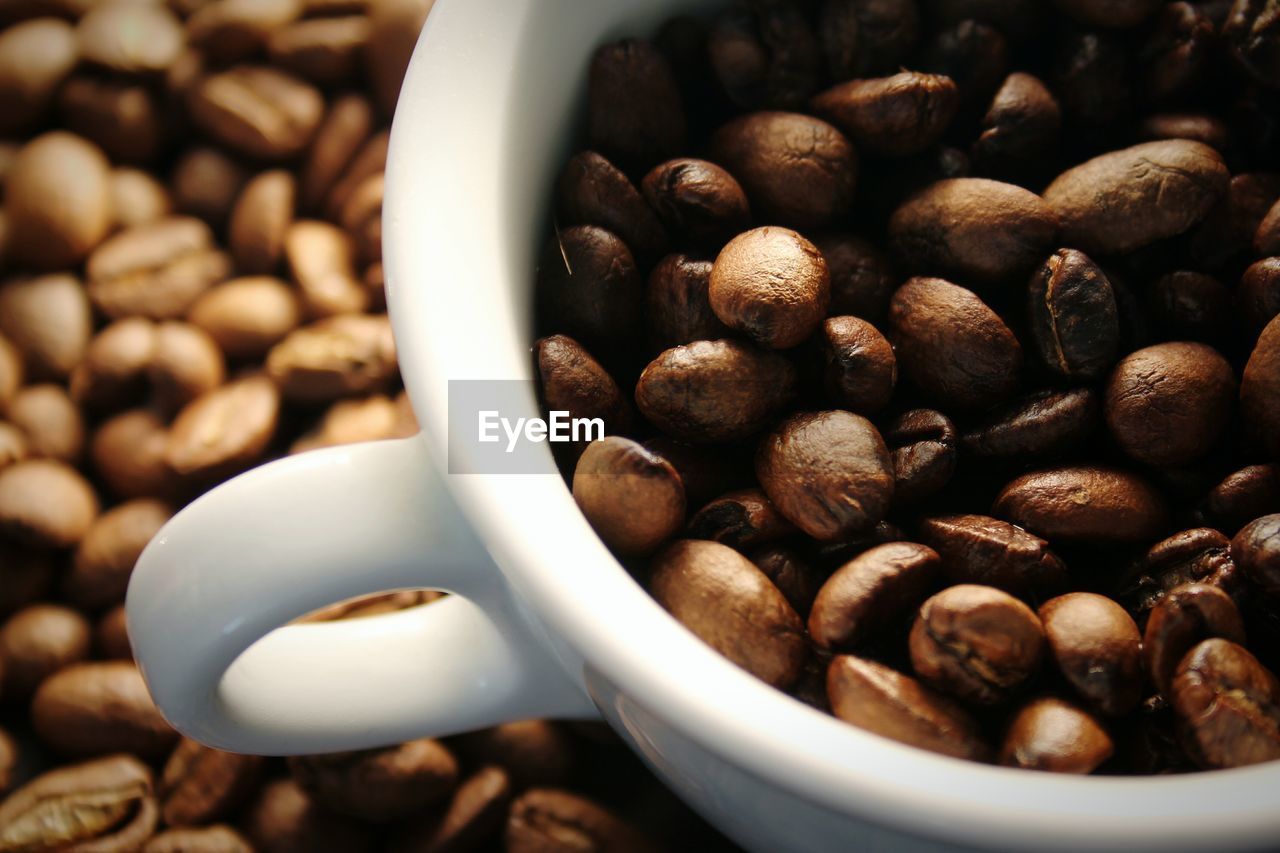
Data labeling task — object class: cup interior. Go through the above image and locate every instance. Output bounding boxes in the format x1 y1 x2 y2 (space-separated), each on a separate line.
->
382 0 1280 849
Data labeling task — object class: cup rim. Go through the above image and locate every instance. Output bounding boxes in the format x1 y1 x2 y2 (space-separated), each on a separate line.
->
382 0 1280 848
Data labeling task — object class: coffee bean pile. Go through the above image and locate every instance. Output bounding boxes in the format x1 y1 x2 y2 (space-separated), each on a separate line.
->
542 0 1280 775
0 2 733 851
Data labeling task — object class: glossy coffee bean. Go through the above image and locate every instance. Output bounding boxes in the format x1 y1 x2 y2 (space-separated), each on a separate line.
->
1243 316 1280 459
709 226 830 349
573 437 686 556
1233 514 1280 597
812 72 959 157
999 697 1114 774
1040 593 1143 716
918 515 1067 598
883 409 957 507
557 151 668 263
1200 466 1280 535
817 316 896 414
642 158 749 250
1144 583 1247 699
1027 249 1119 380
809 542 941 651
1239 258 1280 339
1126 529 1240 621
534 335 630 440
961 388 1099 463
994 467 1168 545
686 488 794 550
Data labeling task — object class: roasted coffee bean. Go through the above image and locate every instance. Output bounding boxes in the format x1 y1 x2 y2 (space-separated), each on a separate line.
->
149 321 225 413
1040 593 1143 716
640 158 748 249
709 111 857 229
6 131 112 271
1189 173 1280 271
324 128 388 221
918 515 1067 597
110 168 172 230
506 788 660 853
1259 199 1280 255
0 459 98 548
999 697 1114 774
0 18 77 136
650 539 806 689
962 388 1099 463
0 755 158 853
78 2 183 73
812 72 959 157
86 217 232 321
909 584 1046 705
994 467 1168 545
1144 583 1246 699
890 178 1058 285
1043 140 1230 255
1104 342 1235 467
818 0 920 79
171 147 249 229
686 487 794 550
1234 514 1280 597
1145 271 1231 341
814 233 895 322
0 335 21 409
826 655 990 761
641 437 742 513
451 720 573 790
364 0 430 117
1138 112 1230 150
229 170 296 275
0 727 14 795
1243 316 1280 459
757 410 895 541
302 589 441 623
266 314 397 403
289 738 459 822
65 499 172 610
0 273 92 380
587 40 685 172
0 603 91 699
534 335 630 439
1127 529 1240 619
1172 638 1280 769
71 318 158 412
388 766 511 853
1240 258 1280 340
188 276 303 360
709 226 829 349
645 255 731 351
1201 466 1280 534
95 604 131 661
0 546 54 619
0 421 26 469
573 437 686 556
159 738 265 827
888 277 1022 411
556 152 667 264
1139 3 1212 103
707 1 821 110
809 542 941 651
971 72 1061 180
59 76 168 167
883 409 956 507
536 224 643 355
145 825 254 853
166 374 280 483
243 778 376 853
268 15 370 86
336 173 382 267
32 661 176 760
92 409 177 501
188 66 325 161
285 220 369 317
299 94 374 215
7 383 85 462
1027 249 1119 380
817 316 896 414
1224 0 1280 87
750 545 820 615
635 339 796 443
1052 29 1133 128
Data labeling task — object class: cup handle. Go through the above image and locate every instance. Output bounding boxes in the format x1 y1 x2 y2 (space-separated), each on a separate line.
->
127 435 597 756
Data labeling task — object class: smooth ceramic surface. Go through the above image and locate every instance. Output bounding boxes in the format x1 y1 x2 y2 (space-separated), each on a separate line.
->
129 0 1280 850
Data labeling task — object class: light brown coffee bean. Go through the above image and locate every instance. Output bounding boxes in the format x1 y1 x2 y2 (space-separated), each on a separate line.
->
1043 140 1230 255
77 2 184 73
635 339 796 444
1242 315 1280 459
812 71 960 157
756 410 895 541
324 128 387 219
186 0 304 64
0 755 158 853
817 316 896 414
1040 593 1143 716
0 727 14 795
1144 582 1246 699
65 498 171 611
709 226 829 349
150 321 225 413
187 66 325 160
809 542 941 651
110 168 173 229
187 276 303 360
244 778 376 853
289 738 459 823
0 335 21 410
888 277 1022 411
0 421 26 470
0 459 98 548
95 604 131 660
228 170 295 275
159 738 266 827
993 467 1169 545
917 514 1068 597
506 788 660 853
0 603 92 699
450 720 572 790
889 178 1058 284
166 374 280 482
0 273 93 380
573 437 685 556
364 0 433 117
86 217 232 320
32 661 177 759
0 17 77 136
7 384 85 462
388 765 511 853
650 539 805 689
910 584 1046 706
1171 638 1280 770
826 655 990 761
266 314 397 403
686 488 794 550
1000 697 1114 774
339 174 383 266
91 409 177 500
269 14 370 86
300 93 374 213
6 132 113 270
145 825 254 853
300 589 440 623
170 147 249 228
70 317 158 413
291 394 399 453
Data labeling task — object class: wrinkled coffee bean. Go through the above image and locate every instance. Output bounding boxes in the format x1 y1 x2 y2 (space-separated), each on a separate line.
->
640 158 749 249
644 255 731 351
1040 593 1143 716
883 409 956 506
557 152 667 263
1027 249 1119 380
817 316 896 414
289 738 459 822
994 467 1168 545
961 388 1099 463
32 661 176 760
999 697 1114 774
1127 529 1240 621
506 788 659 853
909 584 1046 705
918 515 1067 598
534 335 630 440
1234 514 1280 598
1172 638 1280 769
650 539 805 689
159 738 265 827
809 542 941 651
812 72 959 157
686 487 793 550
1144 583 1247 699
573 437 686 556
709 226 829 349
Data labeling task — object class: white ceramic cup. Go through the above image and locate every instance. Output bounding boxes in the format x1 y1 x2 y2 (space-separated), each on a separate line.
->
128 1 1280 850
